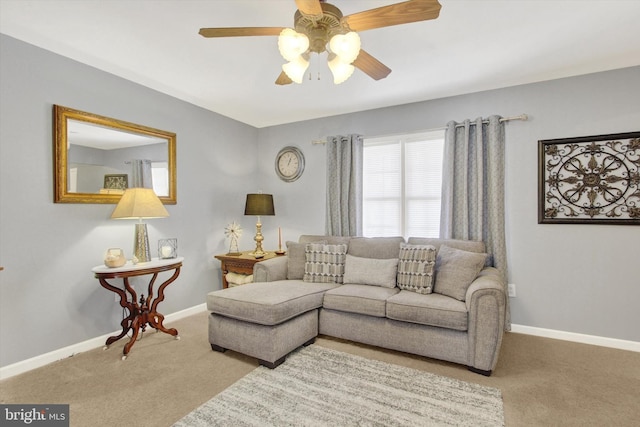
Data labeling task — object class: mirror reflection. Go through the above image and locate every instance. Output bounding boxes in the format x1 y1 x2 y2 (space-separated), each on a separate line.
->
54 105 176 204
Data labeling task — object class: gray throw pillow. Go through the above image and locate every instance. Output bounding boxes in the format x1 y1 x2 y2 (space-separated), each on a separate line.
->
286 240 326 280
343 254 399 288
433 245 487 301
396 243 437 294
303 243 347 284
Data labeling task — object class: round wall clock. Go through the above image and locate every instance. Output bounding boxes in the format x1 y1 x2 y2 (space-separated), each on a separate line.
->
275 146 305 182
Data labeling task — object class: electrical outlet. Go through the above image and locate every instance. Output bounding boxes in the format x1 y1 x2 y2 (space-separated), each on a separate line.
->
508 283 516 298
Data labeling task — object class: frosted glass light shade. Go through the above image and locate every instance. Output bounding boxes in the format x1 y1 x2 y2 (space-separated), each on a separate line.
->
329 32 361 63
282 56 310 84
328 55 355 84
278 28 309 61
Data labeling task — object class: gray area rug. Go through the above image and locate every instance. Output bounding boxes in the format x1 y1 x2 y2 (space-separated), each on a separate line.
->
174 345 504 426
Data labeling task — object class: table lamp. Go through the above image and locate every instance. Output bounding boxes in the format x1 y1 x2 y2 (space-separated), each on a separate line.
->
244 193 275 259
111 188 169 263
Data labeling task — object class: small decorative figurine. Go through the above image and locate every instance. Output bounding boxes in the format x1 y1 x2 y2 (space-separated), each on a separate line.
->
225 221 242 255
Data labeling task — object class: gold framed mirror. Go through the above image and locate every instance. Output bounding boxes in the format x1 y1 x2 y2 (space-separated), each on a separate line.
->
53 105 176 204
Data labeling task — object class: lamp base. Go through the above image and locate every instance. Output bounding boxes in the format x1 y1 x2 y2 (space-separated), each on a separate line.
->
133 223 151 264
249 251 265 259
251 218 266 259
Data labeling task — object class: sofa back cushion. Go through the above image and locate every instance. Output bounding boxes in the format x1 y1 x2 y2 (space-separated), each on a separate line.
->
347 236 404 259
299 235 351 246
408 237 489 267
343 255 398 288
286 240 326 280
303 243 348 284
407 237 485 254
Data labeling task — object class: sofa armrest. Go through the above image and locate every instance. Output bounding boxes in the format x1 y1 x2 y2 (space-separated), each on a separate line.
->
465 267 505 305
465 267 506 373
253 256 289 282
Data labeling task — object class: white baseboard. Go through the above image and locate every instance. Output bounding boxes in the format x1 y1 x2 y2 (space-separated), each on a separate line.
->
510 324 640 352
0 303 207 380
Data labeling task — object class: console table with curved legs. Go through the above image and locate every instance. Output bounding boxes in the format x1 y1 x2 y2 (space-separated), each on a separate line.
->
92 257 184 359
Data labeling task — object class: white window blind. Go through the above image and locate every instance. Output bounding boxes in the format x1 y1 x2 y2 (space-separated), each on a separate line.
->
363 130 444 239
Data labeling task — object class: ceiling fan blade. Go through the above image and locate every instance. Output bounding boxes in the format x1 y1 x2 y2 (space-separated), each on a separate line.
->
199 27 285 38
275 71 293 85
295 0 323 17
344 0 441 32
353 50 392 80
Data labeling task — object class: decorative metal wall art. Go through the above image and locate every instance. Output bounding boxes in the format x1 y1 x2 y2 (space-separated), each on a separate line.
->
538 131 640 224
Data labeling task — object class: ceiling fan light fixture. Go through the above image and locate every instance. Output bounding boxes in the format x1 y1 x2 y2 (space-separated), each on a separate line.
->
328 55 355 84
329 32 361 64
278 28 309 61
282 55 309 84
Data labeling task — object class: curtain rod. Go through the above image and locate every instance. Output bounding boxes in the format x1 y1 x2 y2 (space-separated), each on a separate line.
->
455 113 529 128
311 113 529 144
431 113 529 131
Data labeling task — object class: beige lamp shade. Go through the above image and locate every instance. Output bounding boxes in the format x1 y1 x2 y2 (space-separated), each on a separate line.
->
111 188 168 263
111 188 169 219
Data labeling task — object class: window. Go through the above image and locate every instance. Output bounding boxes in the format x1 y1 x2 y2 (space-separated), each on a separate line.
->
151 161 169 196
363 130 444 239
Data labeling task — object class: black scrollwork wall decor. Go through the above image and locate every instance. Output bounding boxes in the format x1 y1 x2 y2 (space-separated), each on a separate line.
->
538 131 640 225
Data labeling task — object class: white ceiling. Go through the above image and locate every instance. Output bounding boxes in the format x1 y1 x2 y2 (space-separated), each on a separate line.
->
1 0 639 128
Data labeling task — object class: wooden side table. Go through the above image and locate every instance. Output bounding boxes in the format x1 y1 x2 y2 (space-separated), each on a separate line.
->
92 257 183 359
214 251 279 288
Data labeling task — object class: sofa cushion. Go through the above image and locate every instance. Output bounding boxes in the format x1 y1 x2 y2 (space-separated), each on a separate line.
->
303 243 348 284
207 280 337 326
299 235 352 246
407 237 485 253
347 236 404 259
408 237 489 266
396 244 437 294
323 284 399 317
343 255 398 288
286 240 326 280
386 290 468 331
433 245 487 301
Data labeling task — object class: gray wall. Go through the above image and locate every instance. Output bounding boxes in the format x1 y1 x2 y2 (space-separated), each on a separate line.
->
256 66 640 343
0 35 259 366
1 33 638 368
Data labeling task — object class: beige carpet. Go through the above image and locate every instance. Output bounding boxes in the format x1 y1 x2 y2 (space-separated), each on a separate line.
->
1 311 639 426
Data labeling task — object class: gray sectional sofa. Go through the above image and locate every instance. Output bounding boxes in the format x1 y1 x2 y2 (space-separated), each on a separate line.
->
207 235 506 375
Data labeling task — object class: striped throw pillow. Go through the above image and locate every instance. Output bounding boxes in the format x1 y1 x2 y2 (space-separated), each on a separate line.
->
303 243 348 284
396 243 437 294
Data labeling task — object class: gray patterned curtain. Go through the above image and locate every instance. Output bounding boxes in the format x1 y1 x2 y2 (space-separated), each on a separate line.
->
325 134 363 236
440 116 510 329
130 159 153 189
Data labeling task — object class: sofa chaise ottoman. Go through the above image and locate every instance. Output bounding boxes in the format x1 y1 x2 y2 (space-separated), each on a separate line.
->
207 280 338 367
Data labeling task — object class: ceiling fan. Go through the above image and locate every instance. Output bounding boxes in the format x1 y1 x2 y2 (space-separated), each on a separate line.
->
199 0 441 85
